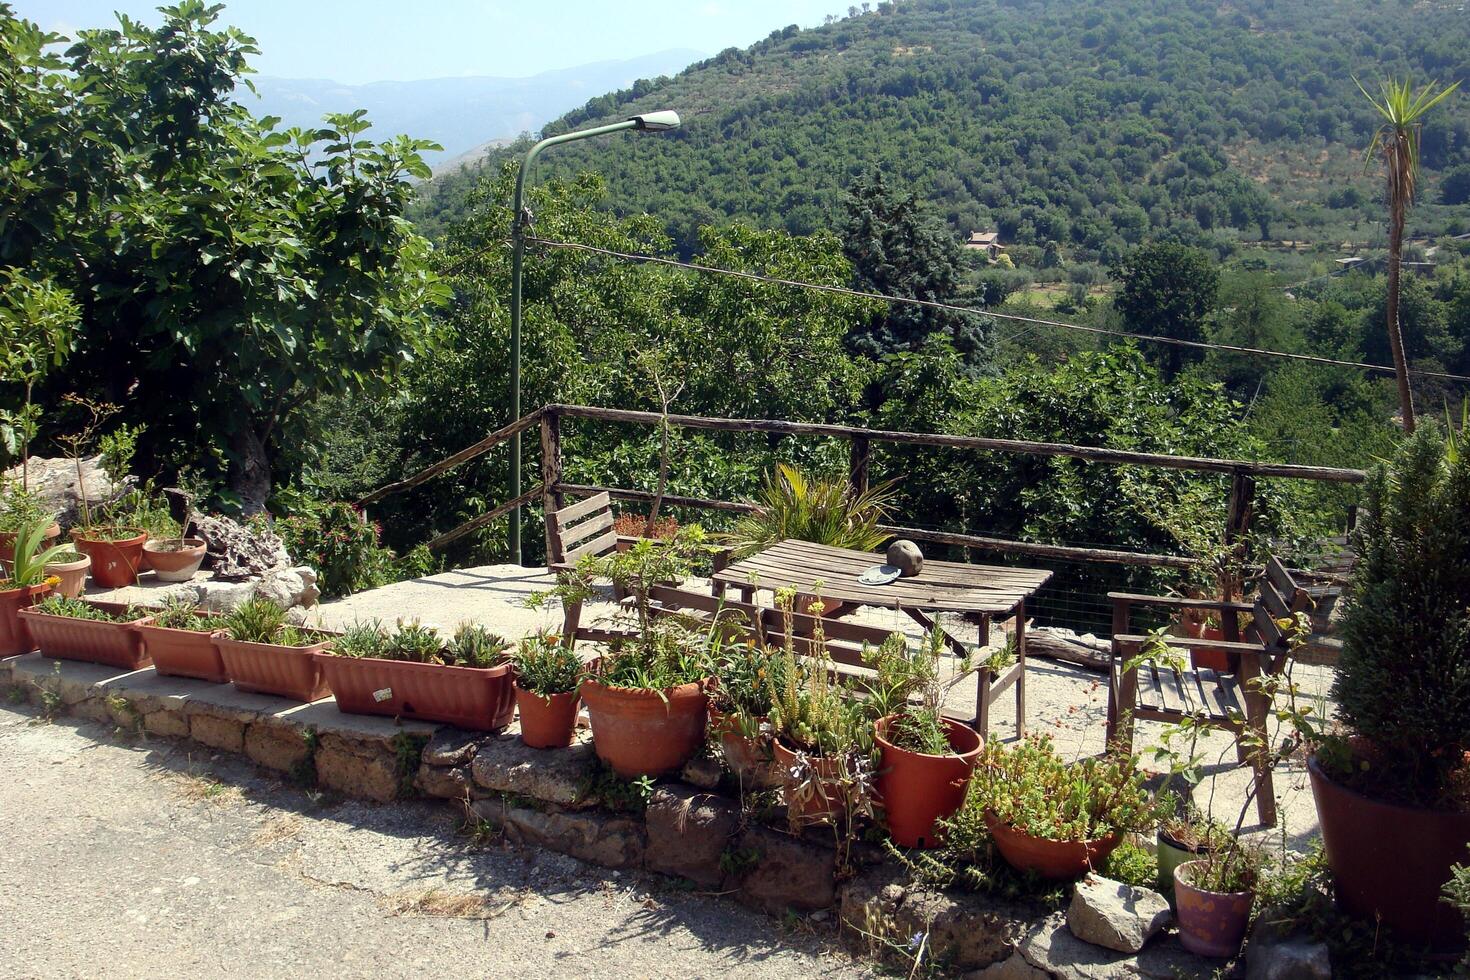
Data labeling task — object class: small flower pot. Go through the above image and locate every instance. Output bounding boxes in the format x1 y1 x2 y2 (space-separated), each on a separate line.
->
214 631 335 703
1173 859 1253 958
0 582 51 657
875 715 984 849
772 737 853 825
984 809 1121 880
138 612 227 683
0 523 60 567
44 553 91 598
18 600 153 670
1157 826 1213 896
514 682 581 749
579 669 708 778
72 527 148 588
142 538 208 583
318 654 516 730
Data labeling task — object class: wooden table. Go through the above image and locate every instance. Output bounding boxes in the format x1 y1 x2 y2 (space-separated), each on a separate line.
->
712 539 1052 733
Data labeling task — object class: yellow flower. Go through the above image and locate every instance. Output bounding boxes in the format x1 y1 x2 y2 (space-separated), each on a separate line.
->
43 575 61 588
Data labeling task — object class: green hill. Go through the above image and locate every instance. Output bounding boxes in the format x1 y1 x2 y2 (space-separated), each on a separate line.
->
416 0 1470 258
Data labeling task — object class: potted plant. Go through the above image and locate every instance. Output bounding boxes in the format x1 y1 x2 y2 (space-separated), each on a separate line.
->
213 598 335 702
512 629 583 749
142 475 207 581
866 629 985 849
0 480 59 567
317 619 515 730
138 598 226 683
965 734 1161 879
19 594 153 669
1173 840 1262 958
56 399 147 589
1309 420 1470 950
709 634 787 789
1156 808 1229 895
0 519 66 656
44 548 91 598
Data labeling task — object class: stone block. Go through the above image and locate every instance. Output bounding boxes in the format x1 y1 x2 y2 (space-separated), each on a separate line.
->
189 712 246 753
71 696 112 724
645 786 740 886
502 806 645 869
314 733 400 802
1067 874 1171 953
470 734 600 808
1018 912 1233 979
422 729 481 768
680 755 722 789
142 709 191 739
417 761 472 800
963 953 1050 979
244 723 313 773
735 825 836 913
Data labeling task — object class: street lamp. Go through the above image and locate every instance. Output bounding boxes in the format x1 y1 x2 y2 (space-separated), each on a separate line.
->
507 110 681 564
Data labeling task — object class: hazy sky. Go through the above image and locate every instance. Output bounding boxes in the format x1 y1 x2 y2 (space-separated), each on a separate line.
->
18 0 848 84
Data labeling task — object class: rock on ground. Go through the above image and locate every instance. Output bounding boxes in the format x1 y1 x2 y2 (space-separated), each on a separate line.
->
1066 874 1171 954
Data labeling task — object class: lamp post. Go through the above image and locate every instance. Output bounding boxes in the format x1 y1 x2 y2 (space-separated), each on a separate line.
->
507 110 680 565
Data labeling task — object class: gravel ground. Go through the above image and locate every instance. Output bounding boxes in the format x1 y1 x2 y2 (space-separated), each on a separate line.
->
0 702 871 980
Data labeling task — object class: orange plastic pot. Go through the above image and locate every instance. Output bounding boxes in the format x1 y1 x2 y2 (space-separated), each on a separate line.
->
579 672 708 777
214 631 334 702
0 582 51 656
72 527 147 588
139 613 227 683
514 682 582 749
18 600 153 670
1173 860 1253 958
318 654 516 730
771 737 852 825
984 809 1121 880
875 715 983 848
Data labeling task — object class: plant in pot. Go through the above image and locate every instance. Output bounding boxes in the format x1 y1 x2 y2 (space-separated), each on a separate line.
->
137 598 227 683
19 593 153 669
532 528 714 778
0 519 66 656
317 618 516 730
56 399 147 589
213 598 336 702
1309 419 1470 951
864 628 985 849
142 473 208 582
709 633 788 789
1172 837 1264 959
512 629 583 749
0 479 60 568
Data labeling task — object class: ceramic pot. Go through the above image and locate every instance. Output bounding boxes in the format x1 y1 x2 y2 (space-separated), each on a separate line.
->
18 600 153 669
1156 826 1213 896
1173 859 1253 958
579 671 707 777
142 538 207 583
214 631 335 702
71 527 147 588
318 654 516 730
0 582 51 656
875 715 983 848
1310 753 1470 951
44 553 91 598
514 682 582 749
0 523 60 567
984 810 1121 880
771 737 852 825
138 613 227 683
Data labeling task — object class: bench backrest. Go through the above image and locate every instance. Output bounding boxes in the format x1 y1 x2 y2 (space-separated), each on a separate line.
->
548 491 618 570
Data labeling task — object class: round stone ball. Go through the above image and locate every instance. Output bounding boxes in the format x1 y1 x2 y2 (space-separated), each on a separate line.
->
887 539 924 577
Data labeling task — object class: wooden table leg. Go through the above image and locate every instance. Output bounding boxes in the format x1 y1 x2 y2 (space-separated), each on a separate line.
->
1013 601 1027 738
975 612 992 735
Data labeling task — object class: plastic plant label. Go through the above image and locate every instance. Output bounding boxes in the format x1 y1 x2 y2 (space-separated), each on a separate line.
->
372 687 393 703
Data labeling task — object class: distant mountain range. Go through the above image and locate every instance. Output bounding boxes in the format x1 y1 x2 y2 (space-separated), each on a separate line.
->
244 49 703 171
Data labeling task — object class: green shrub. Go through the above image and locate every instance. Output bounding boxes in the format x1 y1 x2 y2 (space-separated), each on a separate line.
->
274 500 438 598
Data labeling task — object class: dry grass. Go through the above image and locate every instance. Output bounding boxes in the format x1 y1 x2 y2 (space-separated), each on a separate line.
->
252 814 303 846
381 887 517 920
171 772 244 805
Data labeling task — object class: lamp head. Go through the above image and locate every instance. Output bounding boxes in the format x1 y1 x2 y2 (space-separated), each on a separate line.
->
630 109 681 132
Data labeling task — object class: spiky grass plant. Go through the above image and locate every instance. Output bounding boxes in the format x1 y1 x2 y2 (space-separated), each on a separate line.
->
727 464 894 559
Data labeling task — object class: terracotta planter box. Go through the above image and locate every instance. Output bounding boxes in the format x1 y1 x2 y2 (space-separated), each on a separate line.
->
18 600 153 670
984 810 1121 880
0 583 51 657
214 632 336 703
138 614 227 683
318 654 516 731
72 528 147 589
580 672 707 778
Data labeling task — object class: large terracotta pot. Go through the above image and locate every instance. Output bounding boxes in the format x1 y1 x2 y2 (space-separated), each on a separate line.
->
72 527 147 588
771 737 853 825
1309 754 1470 951
0 582 51 656
1173 859 1253 958
984 809 1121 880
141 538 207 583
318 654 516 730
214 632 335 702
18 600 153 670
44 553 91 598
138 613 227 683
0 523 60 566
875 715 983 849
514 682 582 749
579 672 708 778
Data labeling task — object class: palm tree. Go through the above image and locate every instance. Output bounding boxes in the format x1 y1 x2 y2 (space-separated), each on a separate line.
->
1356 76 1460 433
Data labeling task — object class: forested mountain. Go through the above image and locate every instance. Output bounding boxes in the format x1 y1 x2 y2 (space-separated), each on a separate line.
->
416 0 1470 257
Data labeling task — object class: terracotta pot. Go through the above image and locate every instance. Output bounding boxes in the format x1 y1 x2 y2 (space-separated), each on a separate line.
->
794 593 847 619
0 523 60 566
142 538 207 583
771 737 853 825
318 654 516 730
579 671 708 778
72 527 147 588
44 553 91 598
1187 625 1238 673
18 600 153 670
214 631 335 702
875 715 983 849
1173 859 1253 958
1309 753 1470 951
514 682 582 749
138 613 227 683
984 810 1121 880
0 582 51 656
709 702 777 789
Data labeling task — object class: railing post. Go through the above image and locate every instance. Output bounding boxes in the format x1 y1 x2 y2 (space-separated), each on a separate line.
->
849 435 870 498
1221 469 1256 642
540 408 563 563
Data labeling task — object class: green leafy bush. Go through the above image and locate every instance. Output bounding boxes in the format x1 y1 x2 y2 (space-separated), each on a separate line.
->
275 500 438 599
0 480 55 533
